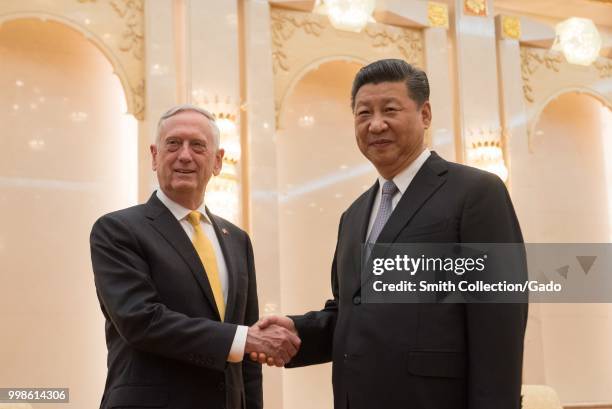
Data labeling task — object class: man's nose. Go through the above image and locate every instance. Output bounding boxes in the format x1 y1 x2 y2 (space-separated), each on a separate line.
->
368 115 388 134
177 142 193 161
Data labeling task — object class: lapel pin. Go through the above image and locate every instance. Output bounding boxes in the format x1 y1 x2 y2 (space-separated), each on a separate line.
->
222 228 229 235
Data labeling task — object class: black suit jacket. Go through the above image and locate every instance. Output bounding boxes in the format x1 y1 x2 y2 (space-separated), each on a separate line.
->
90 193 262 409
289 152 527 409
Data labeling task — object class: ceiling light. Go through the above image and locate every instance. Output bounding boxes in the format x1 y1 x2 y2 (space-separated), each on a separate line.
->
552 17 602 66
317 0 376 33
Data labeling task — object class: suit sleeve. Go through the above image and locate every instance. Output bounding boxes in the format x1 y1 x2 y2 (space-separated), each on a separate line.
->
242 235 263 409
460 172 528 409
285 213 344 367
90 213 237 372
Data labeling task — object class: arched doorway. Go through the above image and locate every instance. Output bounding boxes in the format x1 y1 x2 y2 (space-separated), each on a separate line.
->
513 91 612 404
0 18 138 407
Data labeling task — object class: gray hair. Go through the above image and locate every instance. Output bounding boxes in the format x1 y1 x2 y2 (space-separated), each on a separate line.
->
155 104 221 149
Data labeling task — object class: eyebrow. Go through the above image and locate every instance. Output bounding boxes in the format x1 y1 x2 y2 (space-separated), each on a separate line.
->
356 96 402 105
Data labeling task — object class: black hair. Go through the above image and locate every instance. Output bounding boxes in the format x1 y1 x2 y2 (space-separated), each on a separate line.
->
350 59 430 110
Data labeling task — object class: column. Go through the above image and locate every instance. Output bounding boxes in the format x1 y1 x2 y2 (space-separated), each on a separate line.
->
142 0 178 200
243 1 284 408
454 0 506 179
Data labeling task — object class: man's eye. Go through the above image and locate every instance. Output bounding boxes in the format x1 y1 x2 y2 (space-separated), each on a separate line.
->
357 110 370 116
165 139 181 150
191 142 207 152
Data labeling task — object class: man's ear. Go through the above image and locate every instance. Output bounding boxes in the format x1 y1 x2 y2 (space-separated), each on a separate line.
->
421 101 432 129
150 144 158 171
212 148 225 176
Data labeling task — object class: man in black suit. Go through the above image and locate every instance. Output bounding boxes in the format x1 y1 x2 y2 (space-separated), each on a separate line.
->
256 59 527 409
90 105 300 409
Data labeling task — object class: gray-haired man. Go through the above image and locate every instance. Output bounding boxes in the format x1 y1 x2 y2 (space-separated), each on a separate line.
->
90 105 300 409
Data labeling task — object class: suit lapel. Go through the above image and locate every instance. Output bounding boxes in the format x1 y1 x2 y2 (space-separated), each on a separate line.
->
144 194 222 321
376 152 448 244
345 183 378 295
207 210 239 323
356 152 448 295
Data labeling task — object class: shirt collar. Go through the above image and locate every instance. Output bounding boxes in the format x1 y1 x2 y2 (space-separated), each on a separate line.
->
377 148 431 195
156 189 211 224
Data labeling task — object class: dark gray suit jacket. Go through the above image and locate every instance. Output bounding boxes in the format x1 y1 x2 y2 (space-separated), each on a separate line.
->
288 152 527 409
90 193 262 409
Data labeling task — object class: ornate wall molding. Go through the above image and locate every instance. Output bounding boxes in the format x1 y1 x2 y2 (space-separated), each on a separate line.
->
594 59 612 78
364 27 423 65
0 0 145 120
271 10 324 73
270 7 424 129
520 47 562 103
110 0 144 62
519 46 612 148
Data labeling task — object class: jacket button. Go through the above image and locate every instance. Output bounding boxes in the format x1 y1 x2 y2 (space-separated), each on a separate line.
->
353 296 361 305
343 353 348 361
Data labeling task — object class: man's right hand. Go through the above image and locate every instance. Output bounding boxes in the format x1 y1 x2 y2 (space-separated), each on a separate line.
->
245 318 300 367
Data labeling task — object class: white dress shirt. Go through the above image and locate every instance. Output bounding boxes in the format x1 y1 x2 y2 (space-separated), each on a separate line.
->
156 189 248 363
366 149 432 240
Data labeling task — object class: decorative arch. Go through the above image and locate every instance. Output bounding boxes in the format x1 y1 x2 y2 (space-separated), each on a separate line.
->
278 55 367 128
528 86 612 150
271 7 424 130
0 0 144 119
520 46 612 146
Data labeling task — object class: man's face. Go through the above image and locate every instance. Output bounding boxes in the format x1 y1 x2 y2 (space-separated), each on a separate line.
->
353 81 431 179
151 110 224 205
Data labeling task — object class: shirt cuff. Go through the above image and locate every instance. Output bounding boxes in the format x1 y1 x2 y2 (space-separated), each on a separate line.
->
227 325 248 363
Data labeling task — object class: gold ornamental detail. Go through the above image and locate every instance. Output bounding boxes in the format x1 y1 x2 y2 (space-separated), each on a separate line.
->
520 47 563 103
110 0 144 61
364 27 424 67
428 2 449 29
593 59 612 78
501 15 521 40
464 0 487 17
270 9 325 73
131 80 145 120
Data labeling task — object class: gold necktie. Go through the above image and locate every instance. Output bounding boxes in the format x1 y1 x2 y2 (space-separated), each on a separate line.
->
187 211 225 321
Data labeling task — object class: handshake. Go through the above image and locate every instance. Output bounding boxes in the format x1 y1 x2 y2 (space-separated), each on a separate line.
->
245 315 300 367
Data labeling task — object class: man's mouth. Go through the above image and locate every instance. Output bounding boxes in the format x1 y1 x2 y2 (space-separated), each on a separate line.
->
369 139 392 147
174 169 195 174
